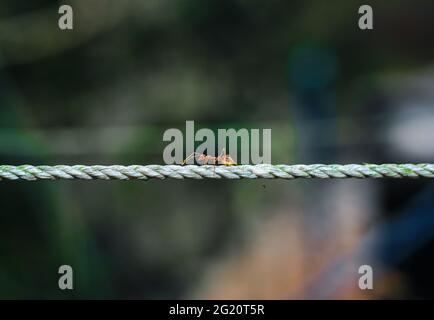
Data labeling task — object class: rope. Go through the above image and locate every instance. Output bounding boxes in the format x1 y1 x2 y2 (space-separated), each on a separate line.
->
0 164 433 181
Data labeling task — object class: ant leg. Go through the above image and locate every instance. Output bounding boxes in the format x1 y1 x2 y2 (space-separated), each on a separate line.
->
215 148 225 165
182 153 195 165
210 157 218 176
211 159 216 176
182 153 202 165
202 156 216 175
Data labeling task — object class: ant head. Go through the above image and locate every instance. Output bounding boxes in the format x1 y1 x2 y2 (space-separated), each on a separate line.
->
226 156 236 165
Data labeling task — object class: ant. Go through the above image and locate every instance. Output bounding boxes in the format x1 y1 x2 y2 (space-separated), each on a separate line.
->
182 148 236 166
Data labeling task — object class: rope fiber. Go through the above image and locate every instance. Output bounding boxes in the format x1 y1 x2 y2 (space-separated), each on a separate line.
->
0 164 433 181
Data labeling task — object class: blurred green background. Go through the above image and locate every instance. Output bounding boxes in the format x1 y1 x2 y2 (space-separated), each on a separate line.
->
1 0 434 299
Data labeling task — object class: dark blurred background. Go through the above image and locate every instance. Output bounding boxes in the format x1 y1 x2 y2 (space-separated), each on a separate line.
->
0 0 434 299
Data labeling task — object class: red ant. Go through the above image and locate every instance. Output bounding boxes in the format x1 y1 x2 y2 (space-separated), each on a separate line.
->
182 148 236 166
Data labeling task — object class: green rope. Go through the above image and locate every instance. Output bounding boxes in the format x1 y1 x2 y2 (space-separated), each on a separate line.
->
0 164 433 181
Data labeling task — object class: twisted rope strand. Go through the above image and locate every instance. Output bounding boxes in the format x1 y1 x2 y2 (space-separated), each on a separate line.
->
0 164 433 181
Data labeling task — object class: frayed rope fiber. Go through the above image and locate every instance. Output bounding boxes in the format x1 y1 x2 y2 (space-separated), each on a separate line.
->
0 164 433 181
